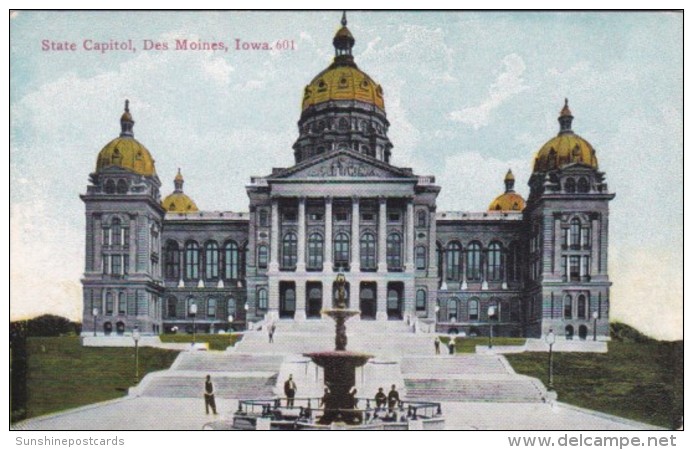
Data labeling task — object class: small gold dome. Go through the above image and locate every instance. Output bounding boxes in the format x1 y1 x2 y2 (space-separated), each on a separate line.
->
96 137 156 176
162 169 198 213
302 65 385 111
96 101 157 177
533 99 598 173
489 192 526 212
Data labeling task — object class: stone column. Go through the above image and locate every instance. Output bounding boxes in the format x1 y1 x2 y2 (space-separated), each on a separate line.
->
591 213 600 275
405 278 416 318
405 198 415 272
351 197 360 272
440 248 448 290
324 197 333 273
269 197 279 272
460 249 467 290
553 213 562 276
296 197 306 272
92 214 102 273
377 196 387 273
268 278 279 321
428 208 437 278
376 280 388 321
502 249 509 290
295 279 306 321
481 249 488 290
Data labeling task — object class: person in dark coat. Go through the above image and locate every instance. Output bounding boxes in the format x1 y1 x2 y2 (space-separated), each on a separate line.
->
284 374 297 408
374 387 387 409
448 338 455 354
268 323 276 343
204 374 217 415
387 384 400 412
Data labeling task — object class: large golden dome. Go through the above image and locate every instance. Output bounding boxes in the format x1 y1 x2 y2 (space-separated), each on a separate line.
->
95 101 157 177
533 99 598 173
489 169 525 212
301 13 384 111
162 169 199 213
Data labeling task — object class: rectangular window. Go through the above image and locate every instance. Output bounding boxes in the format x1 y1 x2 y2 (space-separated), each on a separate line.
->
258 246 268 269
102 228 110 246
283 212 297 222
335 212 348 222
582 256 590 279
416 290 426 311
123 228 130 248
416 247 427 270
103 255 110 274
259 210 269 227
118 293 126 315
112 255 122 275
308 213 323 221
582 227 591 248
207 299 217 318
569 256 580 281
361 213 374 221
123 255 129 275
105 295 114 315
257 289 268 309
388 213 400 222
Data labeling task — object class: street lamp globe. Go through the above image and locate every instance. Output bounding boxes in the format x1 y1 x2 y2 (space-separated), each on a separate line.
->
545 329 556 346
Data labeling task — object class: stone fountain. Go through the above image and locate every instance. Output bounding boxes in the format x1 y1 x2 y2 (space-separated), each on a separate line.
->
303 271 373 425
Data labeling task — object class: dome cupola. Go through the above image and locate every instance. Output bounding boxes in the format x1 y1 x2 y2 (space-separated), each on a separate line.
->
489 169 526 212
162 168 199 213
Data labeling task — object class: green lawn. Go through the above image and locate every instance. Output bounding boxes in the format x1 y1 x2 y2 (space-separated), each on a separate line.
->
440 336 526 353
159 333 242 351
505 341 683 429
23 337 179 420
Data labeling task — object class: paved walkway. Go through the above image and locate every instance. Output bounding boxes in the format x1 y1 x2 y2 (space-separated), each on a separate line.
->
13 396 660 431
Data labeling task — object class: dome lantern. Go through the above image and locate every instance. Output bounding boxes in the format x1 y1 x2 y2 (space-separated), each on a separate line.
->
558 98 573 135
120 99 134 138
333 11 355 65
489 169 525 212
504 169 516 193
162 169 198 213
174 168 184 192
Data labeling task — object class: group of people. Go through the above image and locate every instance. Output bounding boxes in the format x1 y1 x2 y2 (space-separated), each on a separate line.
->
434 336 456 354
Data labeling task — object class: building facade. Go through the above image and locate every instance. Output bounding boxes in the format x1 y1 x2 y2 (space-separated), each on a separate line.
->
81 16 614 340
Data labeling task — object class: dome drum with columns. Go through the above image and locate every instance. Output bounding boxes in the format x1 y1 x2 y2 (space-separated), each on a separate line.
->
81 14 614 343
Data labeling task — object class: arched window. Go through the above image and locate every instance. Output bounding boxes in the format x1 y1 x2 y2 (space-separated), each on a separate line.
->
257 245 269 269
507 241 520 282
104 179 116 194
488 299 499 321
570 218 581 248
283 288 296 312
334 233 350 269
116 179 128 194
227 297 236 316
257 289 268 309
416 289 426 311
468 298 479 321
447 298 458 322
415 246 427 270
187 297 196 317
167 296 177 318
204 241 219 280
564 295 573 319
338 118 349 130
577 177 590 193
577 294 587 319
565 178 576 193
282 233 298 269
118 292 126 315
105 292 114 315
387 233 402 269
417 210 427 227
446 241 461 280
360 233 376 270
184 241 200 280
466 242 482 281
223 241 239 280
111 218 122 246
487 242 502 281
207 298 217 318
308 233 324 270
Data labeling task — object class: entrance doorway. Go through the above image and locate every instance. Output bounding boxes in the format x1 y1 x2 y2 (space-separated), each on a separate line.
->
360 282 377 320
307 282 322 319
387 282 403 320
578 325 588 340
279 282 296 319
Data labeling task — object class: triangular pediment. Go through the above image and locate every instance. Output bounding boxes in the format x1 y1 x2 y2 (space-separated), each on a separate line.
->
269 150 416 180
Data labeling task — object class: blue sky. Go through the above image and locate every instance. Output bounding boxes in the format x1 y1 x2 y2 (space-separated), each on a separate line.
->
10 11 682 339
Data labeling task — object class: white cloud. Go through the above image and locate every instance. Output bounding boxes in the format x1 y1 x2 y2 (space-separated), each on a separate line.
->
448 53 528 129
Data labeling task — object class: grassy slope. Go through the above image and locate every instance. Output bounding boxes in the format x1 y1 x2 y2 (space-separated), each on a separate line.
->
505 340 683 429
440 336 526 353
25 337 179 419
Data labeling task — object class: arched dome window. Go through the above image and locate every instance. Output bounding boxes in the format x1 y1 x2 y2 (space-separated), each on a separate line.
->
338 118 349 130
577 177 590 193
565 178 576 193
116 179 128 194
105 179 116 194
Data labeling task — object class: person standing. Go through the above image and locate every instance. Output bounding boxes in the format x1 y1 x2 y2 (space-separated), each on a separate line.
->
204 374 217 415
387 384 400 412
268 323 275 343
448 337 455 355
434 336 440 354
284 374 297 408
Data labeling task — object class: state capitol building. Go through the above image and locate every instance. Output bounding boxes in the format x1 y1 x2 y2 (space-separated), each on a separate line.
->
81 15 615 341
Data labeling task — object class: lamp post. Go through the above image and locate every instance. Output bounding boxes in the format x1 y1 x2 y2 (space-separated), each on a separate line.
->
545 329 555 391
189 302 197 344
92 308 98 337
228 315 234 333
487 306 496 349
132 327 141 384
592 311 599 341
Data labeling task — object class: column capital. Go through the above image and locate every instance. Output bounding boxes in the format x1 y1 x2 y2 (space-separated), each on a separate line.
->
298 196 307 203
378 195 387 204
351 196 360 204
325 196 333 204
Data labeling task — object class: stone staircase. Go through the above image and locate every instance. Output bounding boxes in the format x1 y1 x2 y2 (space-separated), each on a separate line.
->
400 354 547 403
139 372 277 399
171 352 284 373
